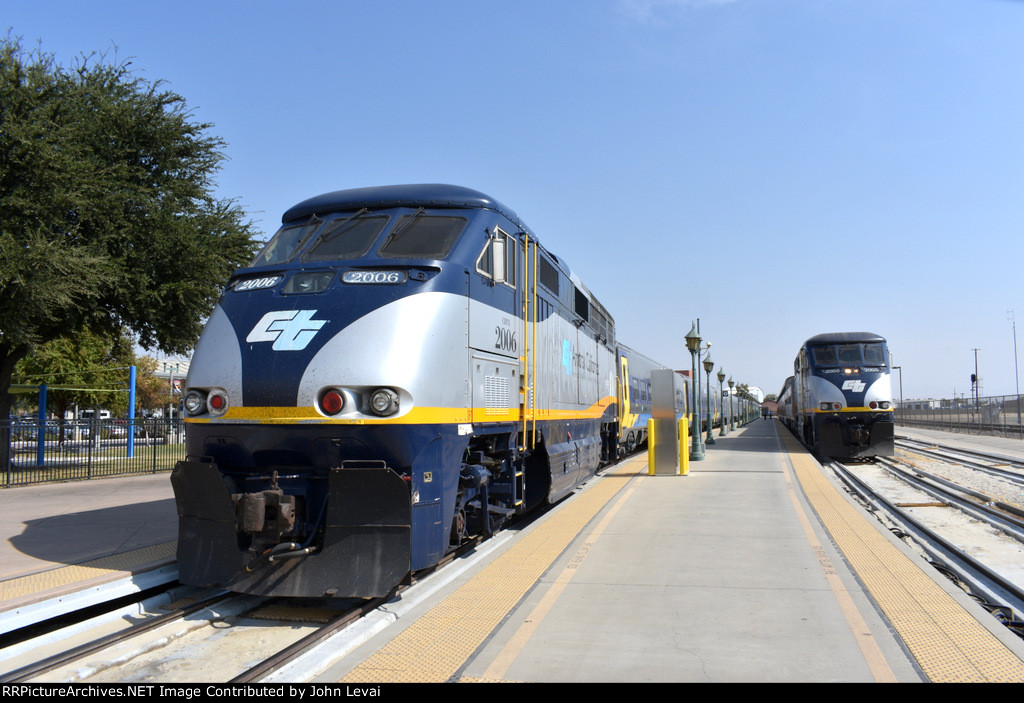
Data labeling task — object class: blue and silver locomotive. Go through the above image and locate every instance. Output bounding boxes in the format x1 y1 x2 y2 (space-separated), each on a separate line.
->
778 332 894 458
172 185 634 598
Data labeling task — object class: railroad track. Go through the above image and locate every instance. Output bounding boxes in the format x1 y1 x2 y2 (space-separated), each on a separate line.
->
895 437 1024 488
1 585 388 683
0 524 511 683
827 456 1024 638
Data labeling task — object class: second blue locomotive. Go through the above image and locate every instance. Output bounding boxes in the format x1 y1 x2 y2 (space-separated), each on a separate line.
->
777 332 895 458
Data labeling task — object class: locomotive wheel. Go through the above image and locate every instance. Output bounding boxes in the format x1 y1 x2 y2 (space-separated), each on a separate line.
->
450 504 467 546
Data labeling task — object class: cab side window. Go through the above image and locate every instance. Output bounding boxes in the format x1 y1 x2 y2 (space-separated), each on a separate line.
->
475 227 517 287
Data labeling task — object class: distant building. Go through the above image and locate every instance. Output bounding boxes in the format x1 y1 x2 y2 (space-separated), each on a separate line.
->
900 399 941 410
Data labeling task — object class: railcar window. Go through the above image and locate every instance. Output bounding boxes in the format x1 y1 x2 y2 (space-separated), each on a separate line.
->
863 344 885 364
811 346 837 366
251 220 319 266
304 216 389 261
837 344 860 363
378 215 466 259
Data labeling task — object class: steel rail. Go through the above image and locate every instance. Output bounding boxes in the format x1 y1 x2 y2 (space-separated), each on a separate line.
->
827 460 1024 620
0 590 232 683
896 438 1024 486
875 456 1024 541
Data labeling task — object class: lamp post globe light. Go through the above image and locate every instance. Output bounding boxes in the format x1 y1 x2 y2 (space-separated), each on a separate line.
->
728 377 735 432
703 353 715 445
685 323 704 461
717 368 727 437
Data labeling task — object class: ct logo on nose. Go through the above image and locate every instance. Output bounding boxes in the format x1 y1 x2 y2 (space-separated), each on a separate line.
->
246 310 327 350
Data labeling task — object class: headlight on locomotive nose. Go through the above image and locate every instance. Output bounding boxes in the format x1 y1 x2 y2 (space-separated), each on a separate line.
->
369 388 399 416
184 391 206 416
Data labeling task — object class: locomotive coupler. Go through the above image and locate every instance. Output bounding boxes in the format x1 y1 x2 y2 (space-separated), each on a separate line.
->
231 471 297 543
847 425 870 447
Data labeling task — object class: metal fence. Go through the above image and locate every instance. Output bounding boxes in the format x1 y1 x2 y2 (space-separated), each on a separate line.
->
896 394 1024 439
2 418 185 487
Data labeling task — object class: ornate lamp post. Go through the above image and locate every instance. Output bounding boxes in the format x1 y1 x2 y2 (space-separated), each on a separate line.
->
703 353 715 445
685 324 704 461
728 377 735 432
717 368 727 437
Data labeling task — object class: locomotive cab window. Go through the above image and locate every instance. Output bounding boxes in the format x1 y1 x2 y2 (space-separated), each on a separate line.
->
303 214 390 261
811 346 837 366
475 227 517 286
251 219 320 266
863 344 886 365
837 344 861 364
378 214 467 260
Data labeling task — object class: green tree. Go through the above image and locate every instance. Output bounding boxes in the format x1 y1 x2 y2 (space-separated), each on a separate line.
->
133 356 174 416
14 327 135 421
0 37 259 427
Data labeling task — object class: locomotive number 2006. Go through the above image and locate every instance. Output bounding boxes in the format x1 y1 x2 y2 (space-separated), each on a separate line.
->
342 270 407 284
495 326 517 353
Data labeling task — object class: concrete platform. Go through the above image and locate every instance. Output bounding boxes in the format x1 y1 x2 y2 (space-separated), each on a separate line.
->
314 420 1024 683
0 473 177 616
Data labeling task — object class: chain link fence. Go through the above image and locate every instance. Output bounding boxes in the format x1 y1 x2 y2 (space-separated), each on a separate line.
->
2 417 185 487
896 394 1024 439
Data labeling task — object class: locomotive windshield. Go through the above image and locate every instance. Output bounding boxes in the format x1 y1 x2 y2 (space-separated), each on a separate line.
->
250 219 320 266
378 214 467 259
303 214 390 261
811 346 837 366
249 210 470 268
810 343 887 367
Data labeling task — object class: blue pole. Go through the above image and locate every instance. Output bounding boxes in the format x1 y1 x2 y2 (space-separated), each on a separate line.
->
127 366 136 458
36 384 47 467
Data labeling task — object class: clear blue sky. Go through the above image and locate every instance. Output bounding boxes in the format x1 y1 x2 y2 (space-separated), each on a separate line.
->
5 0 1023 401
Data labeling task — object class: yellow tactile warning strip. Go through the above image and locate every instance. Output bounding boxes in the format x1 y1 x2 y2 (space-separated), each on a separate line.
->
780 429 1024 682
340 454 650 683
0 541 176 605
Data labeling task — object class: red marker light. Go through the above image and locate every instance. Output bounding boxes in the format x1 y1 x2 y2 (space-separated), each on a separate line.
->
320 390 344 415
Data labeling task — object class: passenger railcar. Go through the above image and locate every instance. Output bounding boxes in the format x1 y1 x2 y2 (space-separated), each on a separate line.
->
172 184 665 598
616 344 689 454
781 332 894 458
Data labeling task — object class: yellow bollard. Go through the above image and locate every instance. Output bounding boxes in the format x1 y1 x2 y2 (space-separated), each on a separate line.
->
678 417 689 476
647 418 656 475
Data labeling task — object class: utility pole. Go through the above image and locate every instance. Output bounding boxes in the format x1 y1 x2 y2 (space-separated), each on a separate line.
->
971 348 981 431
1011 311 1021 426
